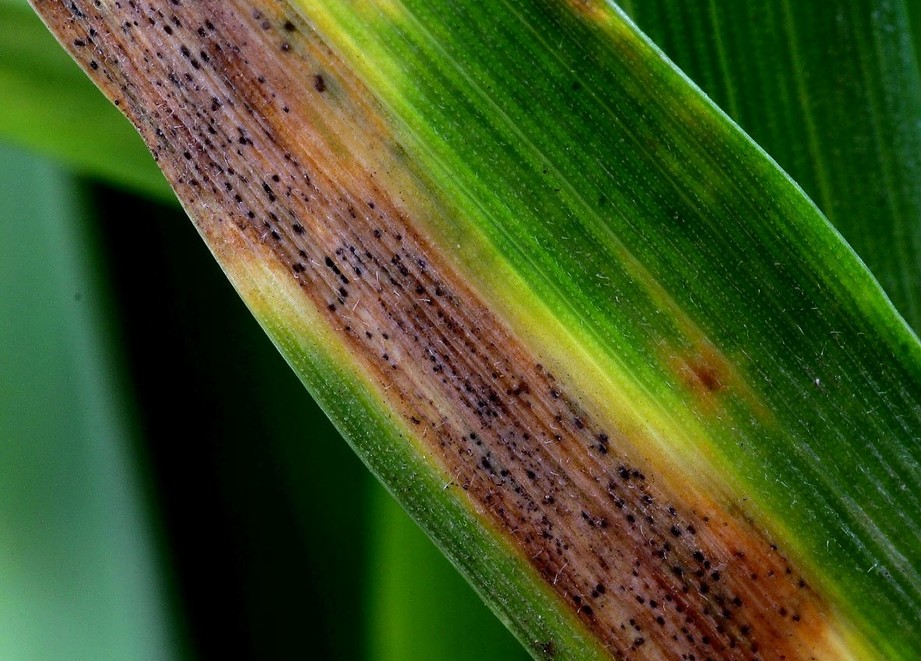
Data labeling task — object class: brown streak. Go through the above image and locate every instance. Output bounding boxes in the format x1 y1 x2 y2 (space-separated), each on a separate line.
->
32 1 838 658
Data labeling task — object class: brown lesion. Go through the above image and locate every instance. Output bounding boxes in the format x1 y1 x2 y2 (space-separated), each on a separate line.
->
32 1 846 658
663 339 774 425
563 0 615 23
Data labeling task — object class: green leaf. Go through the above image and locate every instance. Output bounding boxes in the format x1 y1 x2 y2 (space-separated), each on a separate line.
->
0 143 180 659
622 0 921 332
29 1 921 658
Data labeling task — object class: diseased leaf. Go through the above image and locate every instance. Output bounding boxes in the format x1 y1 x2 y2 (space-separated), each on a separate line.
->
30 1 921 659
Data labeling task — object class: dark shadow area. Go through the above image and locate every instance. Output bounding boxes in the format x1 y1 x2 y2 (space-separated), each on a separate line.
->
90 185 371 660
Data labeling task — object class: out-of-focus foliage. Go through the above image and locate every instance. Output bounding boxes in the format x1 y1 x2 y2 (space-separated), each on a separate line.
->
0 143 177 659
0 0 170 198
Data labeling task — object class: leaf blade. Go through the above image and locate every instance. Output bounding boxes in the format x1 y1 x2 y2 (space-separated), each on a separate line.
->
29 1 921 657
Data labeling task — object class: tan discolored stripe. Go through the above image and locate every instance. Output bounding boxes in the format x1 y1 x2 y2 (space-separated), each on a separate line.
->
33 1 853 658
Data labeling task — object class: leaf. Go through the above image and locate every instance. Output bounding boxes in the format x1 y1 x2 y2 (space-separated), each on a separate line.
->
622 0 921 332
0 143 180 659
29 1 921 658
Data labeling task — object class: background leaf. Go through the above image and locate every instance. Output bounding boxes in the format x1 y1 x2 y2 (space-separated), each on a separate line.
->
0 143 179 659
367 495 529 661
0 0 170 198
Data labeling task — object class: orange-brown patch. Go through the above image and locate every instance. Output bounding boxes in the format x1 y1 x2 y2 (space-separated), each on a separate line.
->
564 0 613 23
673 343 731 409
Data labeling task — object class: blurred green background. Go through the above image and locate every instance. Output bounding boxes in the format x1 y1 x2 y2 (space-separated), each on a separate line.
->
0 1 528 658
